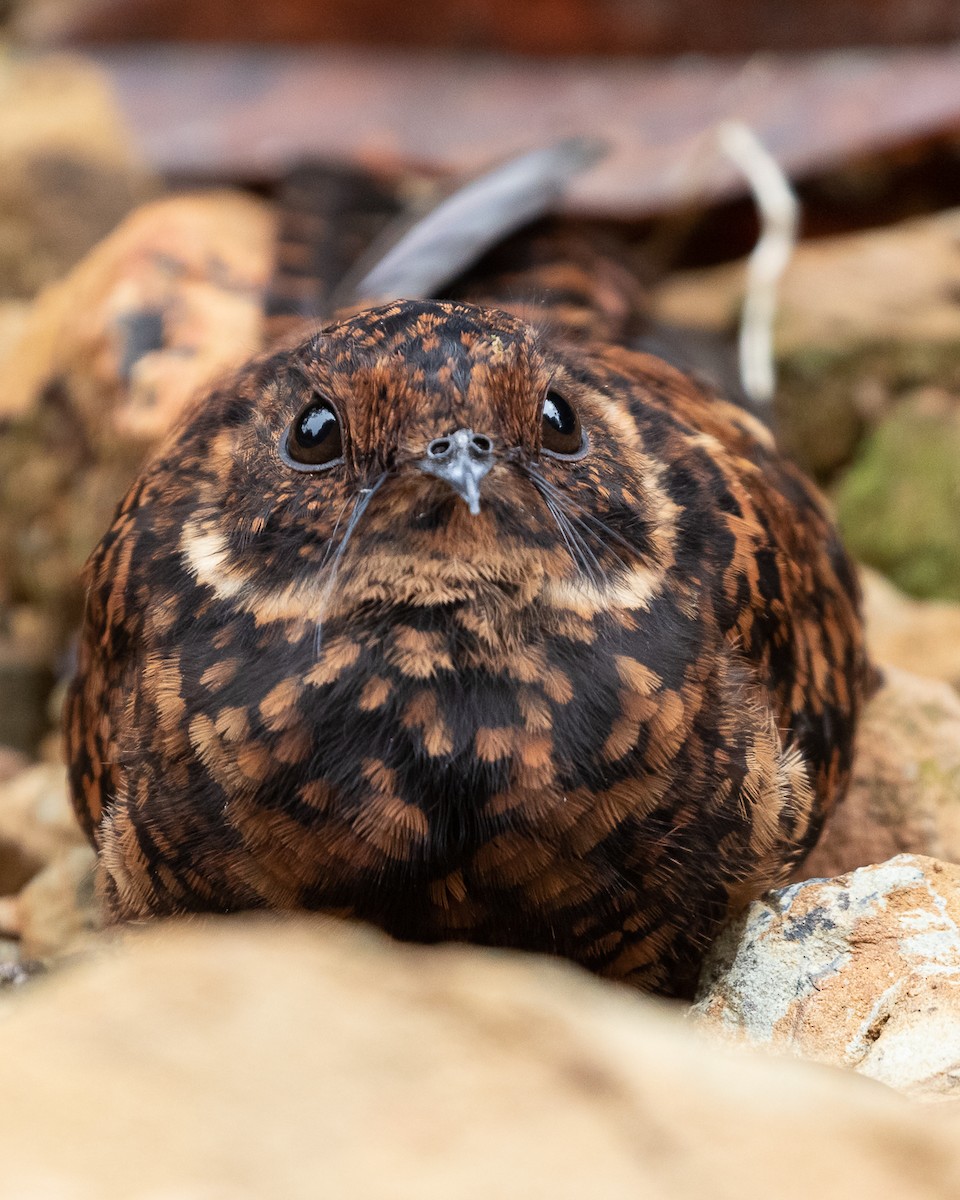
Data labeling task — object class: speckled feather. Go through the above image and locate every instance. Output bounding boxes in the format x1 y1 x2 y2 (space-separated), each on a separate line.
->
65 175 867 997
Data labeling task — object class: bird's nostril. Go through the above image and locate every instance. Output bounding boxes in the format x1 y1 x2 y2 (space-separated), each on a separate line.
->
427 438 451 459
471 435 493 456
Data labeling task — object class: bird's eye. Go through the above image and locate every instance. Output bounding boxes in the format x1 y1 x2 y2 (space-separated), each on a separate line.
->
283 397 344 470
541 389 584 457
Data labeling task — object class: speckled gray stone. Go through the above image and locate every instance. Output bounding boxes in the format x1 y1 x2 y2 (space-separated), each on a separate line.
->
693 854 960 1101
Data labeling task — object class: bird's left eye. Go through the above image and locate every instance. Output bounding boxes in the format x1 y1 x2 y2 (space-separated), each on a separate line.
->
283 397 344 470
541 389 584 457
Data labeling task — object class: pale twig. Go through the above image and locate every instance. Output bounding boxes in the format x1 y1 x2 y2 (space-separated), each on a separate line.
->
717 120 799 405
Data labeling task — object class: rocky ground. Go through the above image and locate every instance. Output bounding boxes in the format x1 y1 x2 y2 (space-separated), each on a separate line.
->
1 49 960 1197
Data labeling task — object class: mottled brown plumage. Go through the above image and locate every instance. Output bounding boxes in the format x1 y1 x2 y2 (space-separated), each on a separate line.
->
65 165 868 997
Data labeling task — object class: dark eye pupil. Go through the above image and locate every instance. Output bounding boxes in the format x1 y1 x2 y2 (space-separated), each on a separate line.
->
298 405 337 446
543 394 575 436
541 390 582 456
285 398 343 468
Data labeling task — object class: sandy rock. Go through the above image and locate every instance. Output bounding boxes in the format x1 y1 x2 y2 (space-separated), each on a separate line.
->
0 917 958 1197
0 301 29 364
0 938 22 970
0 190 275 643
0 763 87 894
0 189 275 439
0 843 97 958
0 55 154 300
862 568 960 690
0 746 29 785
694 854 960 1102
0 763 97 961
801 667 960 880
653 207 960 354
652 210 960 477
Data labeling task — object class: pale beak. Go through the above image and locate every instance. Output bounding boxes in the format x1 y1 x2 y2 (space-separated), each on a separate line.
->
418 428 494 516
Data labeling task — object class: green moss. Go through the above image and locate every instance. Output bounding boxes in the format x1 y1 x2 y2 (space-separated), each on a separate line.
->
776 340 960 481
835 401 960 602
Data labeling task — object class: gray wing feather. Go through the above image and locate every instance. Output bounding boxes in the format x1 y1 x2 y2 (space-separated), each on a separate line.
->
333 137 607 309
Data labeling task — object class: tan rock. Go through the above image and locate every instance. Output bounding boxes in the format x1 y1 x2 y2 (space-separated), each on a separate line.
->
0 190 276 640
0 189 275 440
652 211 960 474
0 746 28 785
0 842 97 958
0 763 87 894
0 917 959 1197
0 937 21 969
0 55 155 300
0 763 98 960
653 207 960 353
694 854 960 1102
0 301 29 364
801 667 960 880
862 568 960 689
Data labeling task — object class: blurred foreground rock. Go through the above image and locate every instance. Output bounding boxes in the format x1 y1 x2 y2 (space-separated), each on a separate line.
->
695 855 960 1103
801 667 960 880
2 917 960 1198
0 55 154 299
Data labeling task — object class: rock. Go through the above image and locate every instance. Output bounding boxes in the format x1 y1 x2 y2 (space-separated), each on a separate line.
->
0 188 275 439
0 763 97 960
0 763 87 894
774 358 866 477
651 210 960 478
0 917 959 1197
0 55 155 300
0 941 24 972
0 301 29 366
0 958 44 987
835 394 960 602
0 636 54 754
0 746 29 785
862 568 960 690
800 667 960 880
764 210 960 355
653 207 960 355
694 854 960 1103
0 843 97 958
0 190 275 645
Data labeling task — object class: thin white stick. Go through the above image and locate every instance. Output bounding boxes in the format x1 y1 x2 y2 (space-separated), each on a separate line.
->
717 120 799 404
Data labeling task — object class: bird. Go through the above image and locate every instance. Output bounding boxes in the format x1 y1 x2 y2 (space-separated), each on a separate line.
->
64 143 868 997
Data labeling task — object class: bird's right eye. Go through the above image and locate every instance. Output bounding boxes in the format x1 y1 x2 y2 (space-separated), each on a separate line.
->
283 398 344 470
541 389 584 457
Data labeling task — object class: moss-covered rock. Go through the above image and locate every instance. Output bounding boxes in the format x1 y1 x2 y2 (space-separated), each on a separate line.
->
836 396 960 601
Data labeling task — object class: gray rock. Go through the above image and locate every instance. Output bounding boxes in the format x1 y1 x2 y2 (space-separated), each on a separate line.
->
693 854 960 1101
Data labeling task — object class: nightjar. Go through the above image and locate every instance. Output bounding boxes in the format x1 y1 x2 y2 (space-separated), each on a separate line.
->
65 145 868 996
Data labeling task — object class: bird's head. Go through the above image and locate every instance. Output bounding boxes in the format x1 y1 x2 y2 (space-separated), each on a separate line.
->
163 299 676 644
